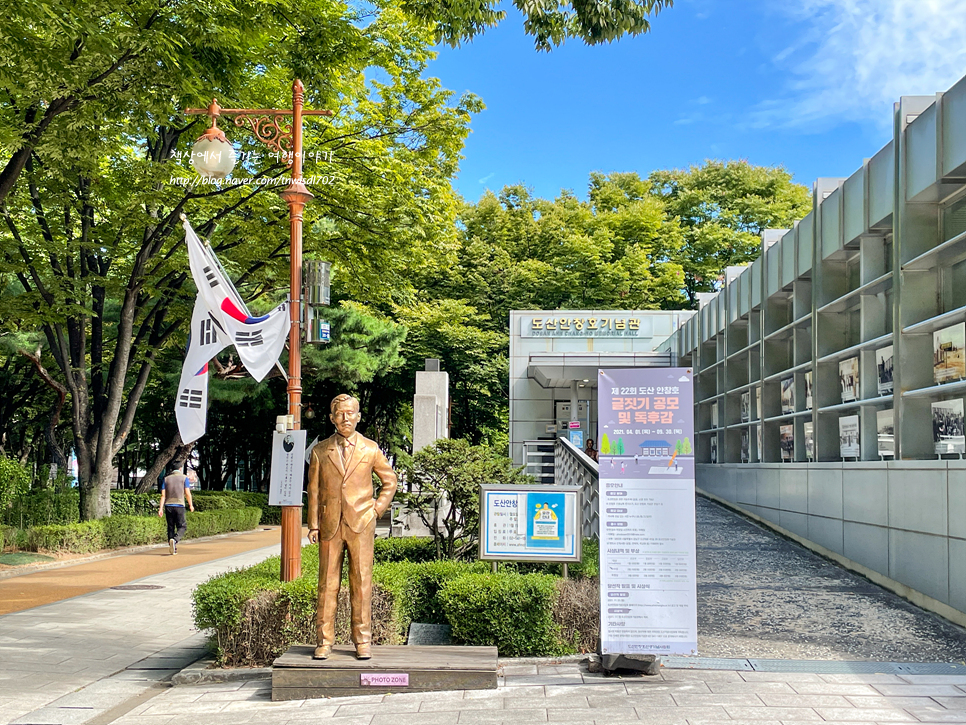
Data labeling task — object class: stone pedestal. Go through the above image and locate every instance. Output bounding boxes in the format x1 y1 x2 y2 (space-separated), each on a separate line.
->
272 644 498 700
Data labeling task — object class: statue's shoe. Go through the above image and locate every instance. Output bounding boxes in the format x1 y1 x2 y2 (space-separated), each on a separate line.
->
355 644 371 660
313 645 332 659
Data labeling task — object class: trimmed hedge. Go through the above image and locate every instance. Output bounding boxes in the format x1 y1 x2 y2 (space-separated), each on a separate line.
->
21 507 262 553
191 491 281 525
439 572 566 657
372 536 438 564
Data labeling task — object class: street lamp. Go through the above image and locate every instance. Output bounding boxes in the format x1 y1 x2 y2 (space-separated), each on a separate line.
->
187 80 333 582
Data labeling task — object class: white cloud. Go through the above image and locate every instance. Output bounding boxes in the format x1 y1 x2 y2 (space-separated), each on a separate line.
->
755 0 966 129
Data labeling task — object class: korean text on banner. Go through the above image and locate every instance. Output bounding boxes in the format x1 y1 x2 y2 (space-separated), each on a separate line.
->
270 430 307 507
597 368 697 656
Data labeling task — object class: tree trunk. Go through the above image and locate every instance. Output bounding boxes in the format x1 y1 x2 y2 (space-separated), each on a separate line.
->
137 432 189 493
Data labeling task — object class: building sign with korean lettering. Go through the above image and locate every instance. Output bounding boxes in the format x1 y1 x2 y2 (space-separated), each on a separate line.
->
598 368 697 656
521 315 652 338
479 484 582 562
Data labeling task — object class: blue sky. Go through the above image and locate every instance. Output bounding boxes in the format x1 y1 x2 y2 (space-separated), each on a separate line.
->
427 0 966 203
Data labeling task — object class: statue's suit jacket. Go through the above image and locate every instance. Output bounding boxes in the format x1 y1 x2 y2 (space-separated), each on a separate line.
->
307 433 397 540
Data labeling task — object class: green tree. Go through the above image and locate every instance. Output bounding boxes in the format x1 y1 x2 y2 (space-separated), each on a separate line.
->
600 434 610 454
649 160 811 305
0 0 478 519
683 437 692 455
399 438 531 559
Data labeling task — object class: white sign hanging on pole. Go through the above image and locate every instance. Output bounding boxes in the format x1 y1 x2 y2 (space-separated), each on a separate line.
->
269 430 307 506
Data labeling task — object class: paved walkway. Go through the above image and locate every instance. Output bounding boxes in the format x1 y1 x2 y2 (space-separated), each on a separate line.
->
2 496 966 725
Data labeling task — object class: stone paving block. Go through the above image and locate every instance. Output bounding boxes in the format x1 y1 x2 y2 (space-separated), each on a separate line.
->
623 681 711 695
369 714 458 725
757 693 852 707
739 672 825 683
546 684 625 698
591 694 675 708
10 706 104 725
846 695 941 708
419 698 505 712
498 666 537 676
503 675 584 687
670 692 764 707
819 674 907 684
660 669 745 681
633 705 730 722
706 681 796 694
509 696 589 710
903 708 966 723
790 682 880 696
724 706 823 720
536 666 580 675
454 708 547 723
266 705 341 719
936 696 966 709
335 701 422 717
141 700 230 716
108 716 178 725
465 686 544 700
874 684 966 697
900 675 966 685
547 707 638 721
813 706 918 721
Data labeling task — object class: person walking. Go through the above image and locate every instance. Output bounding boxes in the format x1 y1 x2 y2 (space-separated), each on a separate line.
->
157 467 195 555
306 393 397 660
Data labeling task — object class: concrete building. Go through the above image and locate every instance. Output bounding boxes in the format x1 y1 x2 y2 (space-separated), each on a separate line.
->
509 309 694 478
659 73 966 625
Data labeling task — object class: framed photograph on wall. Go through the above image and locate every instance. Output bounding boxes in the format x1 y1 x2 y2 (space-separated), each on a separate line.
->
805 371 813 410
755 386 761 421
780 424 794 461
710 435 718 464
804 422 814 461
711 401 718 428
876 408 894 457
839 414 860 458
932 399 966 454
740 391 750 423
876 345 894 395
840 357 859 403
780 377 795 415
756 425 762 462
934 323 966 384
741 429 750 463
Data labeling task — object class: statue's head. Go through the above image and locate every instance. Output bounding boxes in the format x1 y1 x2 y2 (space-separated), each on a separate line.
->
330 394 361 438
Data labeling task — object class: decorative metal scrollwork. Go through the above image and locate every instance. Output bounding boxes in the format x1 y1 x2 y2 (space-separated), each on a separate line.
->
232 114 295 160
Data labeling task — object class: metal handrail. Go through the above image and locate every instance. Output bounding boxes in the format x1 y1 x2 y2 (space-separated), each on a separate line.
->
554 436 600 539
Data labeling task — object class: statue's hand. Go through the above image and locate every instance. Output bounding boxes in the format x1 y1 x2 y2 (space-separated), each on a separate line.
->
307 528 319 544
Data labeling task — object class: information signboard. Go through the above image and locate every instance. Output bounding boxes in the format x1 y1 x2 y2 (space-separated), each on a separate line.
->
598 368 697 656
269 429 307 506
479 484 582 562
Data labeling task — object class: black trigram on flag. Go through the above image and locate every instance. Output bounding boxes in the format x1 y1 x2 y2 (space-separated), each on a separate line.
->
203 265 220 289
235 330 264 347
199 317 218 346
178 388 204 409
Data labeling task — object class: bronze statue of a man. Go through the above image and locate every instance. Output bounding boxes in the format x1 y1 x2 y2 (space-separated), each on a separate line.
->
307 394 397 660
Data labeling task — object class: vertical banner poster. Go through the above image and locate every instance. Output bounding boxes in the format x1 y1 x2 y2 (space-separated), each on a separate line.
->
269 430 307 506
598 368 697 656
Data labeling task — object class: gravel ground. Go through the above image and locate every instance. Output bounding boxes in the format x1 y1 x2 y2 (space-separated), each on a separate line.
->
696 495 966 662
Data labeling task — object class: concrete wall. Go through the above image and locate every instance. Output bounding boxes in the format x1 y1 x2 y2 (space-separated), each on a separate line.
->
698 462 966 624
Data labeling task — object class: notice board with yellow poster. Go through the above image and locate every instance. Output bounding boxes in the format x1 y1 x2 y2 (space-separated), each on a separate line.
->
479 484 582 562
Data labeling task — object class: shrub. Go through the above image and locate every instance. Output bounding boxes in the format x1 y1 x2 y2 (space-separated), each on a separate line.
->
373 536 438 564
109 491 158 517
554 577 599 653
24 521 106 553
20 507 262 553
439 572 568 657
192 491 281 525
0 457 30 513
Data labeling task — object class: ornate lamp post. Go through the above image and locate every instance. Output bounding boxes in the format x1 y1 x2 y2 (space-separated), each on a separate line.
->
187 80 333 582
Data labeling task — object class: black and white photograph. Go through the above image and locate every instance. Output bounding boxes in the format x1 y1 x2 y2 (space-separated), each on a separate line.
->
711 401 718 428
755 386 762 421
780 377 795 415
934 322 966 384
805 371 813 410
710 435 718 464
839 357 859 403
877 408 894 457
876 345 894 396
780 425 794 461
756 425 762 462
740 391 750 423
804 422 814 460
932 399 966 454
741 429 750 463
839 414 860 458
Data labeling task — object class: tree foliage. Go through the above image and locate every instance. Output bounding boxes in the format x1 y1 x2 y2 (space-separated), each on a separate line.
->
399 438 531 559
